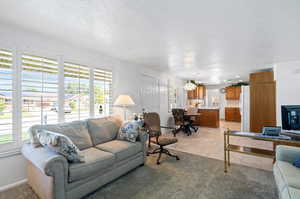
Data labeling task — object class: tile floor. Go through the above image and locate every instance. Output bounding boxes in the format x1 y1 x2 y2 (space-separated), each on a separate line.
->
164 120 274 171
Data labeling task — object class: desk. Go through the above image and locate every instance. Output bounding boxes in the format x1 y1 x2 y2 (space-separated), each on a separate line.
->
224 129 300 173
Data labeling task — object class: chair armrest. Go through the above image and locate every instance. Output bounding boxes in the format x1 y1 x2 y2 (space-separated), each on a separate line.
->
22 144 68 177
276 145 300 163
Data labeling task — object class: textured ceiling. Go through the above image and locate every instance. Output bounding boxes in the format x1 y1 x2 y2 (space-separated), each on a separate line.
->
0 0 300 84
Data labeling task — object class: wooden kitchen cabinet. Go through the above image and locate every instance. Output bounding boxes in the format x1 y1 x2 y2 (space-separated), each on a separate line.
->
187 85 206 99
225 86 241 100
225 86 235 99
225 107 241 122
187 90 195 99
235 86 241 100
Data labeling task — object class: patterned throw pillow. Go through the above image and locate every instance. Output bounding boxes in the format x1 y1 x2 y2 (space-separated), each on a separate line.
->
36 129 85 163
118 120 144 143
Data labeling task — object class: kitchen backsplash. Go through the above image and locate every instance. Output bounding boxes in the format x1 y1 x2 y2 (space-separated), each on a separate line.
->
226 100 239 107
188 99 205 107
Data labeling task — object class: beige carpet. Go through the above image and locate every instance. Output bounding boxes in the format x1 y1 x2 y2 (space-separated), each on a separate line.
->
0 150 277 199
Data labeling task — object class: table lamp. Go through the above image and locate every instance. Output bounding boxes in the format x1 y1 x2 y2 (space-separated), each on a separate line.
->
113 94 135 120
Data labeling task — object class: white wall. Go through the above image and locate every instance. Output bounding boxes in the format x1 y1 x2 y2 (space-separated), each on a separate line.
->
205 85 226 119
274 61 300 125
0 24 184 188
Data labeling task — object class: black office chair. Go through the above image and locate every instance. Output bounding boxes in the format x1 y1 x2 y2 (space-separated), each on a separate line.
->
185 107 198 133
143 112 180 165
172 108 193 136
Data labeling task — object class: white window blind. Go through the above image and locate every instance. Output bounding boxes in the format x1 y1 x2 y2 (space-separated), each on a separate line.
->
64 62 90 121
0 49 13 144
94 68 112 117
21 54 59 140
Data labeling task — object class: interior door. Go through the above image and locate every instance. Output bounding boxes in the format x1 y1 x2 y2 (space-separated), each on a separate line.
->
139 74 160 113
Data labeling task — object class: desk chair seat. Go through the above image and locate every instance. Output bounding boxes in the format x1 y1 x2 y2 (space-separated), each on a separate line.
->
150 136 177 146
144 112 180 165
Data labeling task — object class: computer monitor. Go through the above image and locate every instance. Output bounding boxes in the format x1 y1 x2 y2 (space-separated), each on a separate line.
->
282 105 300 130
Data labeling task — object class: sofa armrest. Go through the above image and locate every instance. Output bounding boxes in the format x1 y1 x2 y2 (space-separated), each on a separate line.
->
22 144 68 176
276 145 300 163
22 144 68 199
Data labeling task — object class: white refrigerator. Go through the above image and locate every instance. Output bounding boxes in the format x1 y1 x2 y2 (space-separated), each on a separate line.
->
240 86 250 132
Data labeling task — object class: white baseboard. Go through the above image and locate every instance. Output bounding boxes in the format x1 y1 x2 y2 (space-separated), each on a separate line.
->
0 179 27 192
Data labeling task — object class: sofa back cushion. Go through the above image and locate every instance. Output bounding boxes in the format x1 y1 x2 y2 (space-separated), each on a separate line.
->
58 121 93 150
29 121 93 150
87 116 123 145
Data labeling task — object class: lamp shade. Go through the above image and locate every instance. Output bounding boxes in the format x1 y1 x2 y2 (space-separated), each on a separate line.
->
113 95 135 106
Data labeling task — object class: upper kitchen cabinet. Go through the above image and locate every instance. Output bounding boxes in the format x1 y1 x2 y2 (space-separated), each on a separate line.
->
187 85 206 99
235 86 241 99
225 86 241 100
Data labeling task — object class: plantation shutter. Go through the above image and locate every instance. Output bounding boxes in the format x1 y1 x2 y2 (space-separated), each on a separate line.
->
21 54 59 140
0 49 14 144
94 68 113 117
64 62 90 121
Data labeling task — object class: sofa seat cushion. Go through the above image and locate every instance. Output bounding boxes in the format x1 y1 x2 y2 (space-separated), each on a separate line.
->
68 148 115 183
274 160 300 191
87 117 122 145
95 140 142 161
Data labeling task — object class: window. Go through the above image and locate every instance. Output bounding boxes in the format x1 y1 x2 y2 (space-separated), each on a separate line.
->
21 54 59 140
64 62 90 121
0 47 114 152
0 49 13 144
94 68 112 117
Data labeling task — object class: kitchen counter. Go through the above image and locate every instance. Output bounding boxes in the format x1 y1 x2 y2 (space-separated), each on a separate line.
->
198 107 220 110
190 108 220 128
